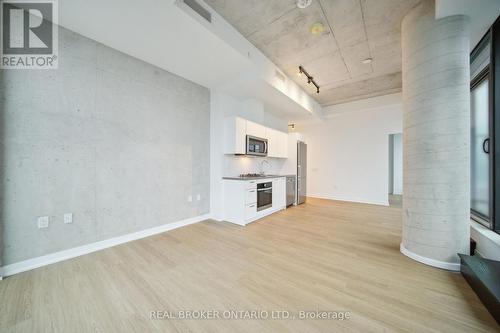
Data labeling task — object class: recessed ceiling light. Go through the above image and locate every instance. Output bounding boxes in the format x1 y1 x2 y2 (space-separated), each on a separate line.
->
297 0 312 9
310 22 325 35
362 57 373 64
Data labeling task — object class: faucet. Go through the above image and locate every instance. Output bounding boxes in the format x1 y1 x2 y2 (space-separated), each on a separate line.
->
259 160 270 175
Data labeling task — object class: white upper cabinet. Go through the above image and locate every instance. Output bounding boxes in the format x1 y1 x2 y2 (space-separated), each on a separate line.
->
224 116 288 158
266 127 278 157
246 120 266 138
277 131 289 159
267 128 288 159
224 116 246 155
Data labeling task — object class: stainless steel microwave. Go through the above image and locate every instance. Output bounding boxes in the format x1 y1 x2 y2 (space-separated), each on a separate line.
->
246 135 268 156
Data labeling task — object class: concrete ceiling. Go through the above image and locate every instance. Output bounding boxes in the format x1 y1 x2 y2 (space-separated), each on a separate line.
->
204 0 420 106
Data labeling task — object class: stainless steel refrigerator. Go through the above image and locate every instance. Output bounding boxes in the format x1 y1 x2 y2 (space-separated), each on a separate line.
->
297 141 307 205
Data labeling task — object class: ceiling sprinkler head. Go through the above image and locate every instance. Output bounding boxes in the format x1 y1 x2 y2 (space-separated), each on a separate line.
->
297 0 312 9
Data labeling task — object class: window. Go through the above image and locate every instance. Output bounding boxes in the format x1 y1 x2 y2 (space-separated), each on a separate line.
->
470 34 491 227
471 75 490 224
471 17 500 234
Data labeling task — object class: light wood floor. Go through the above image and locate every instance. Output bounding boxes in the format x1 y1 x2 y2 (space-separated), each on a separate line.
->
1 198 498 332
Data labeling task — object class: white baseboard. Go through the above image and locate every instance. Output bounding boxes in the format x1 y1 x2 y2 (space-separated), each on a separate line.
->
1 213 211 278
307 194 389 207
400 243 460 271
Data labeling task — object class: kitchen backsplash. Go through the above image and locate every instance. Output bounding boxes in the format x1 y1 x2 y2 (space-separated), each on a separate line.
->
224 155 287 176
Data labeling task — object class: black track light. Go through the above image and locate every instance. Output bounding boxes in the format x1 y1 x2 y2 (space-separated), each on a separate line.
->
298 66 320 94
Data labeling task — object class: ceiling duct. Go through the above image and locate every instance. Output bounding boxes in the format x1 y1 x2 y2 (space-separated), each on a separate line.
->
275 69 286 83
183 0 212 23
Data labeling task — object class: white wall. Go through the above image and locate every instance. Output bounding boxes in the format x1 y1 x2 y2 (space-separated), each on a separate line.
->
393 133 403 195
210 91 290 220
301 102 402 206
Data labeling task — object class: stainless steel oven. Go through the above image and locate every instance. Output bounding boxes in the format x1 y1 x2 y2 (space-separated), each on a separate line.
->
246 135 268 156
257 182 272 211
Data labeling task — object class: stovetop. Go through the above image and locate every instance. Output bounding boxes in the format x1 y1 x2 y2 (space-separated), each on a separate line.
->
239 173 262 178
222 174 295 181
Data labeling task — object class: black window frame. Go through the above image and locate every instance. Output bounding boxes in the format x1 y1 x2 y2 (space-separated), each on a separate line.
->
471 16 500 234
493 16 500 234
470 65 492 227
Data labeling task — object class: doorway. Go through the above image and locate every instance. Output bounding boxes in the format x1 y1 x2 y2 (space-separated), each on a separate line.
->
389 133 403 207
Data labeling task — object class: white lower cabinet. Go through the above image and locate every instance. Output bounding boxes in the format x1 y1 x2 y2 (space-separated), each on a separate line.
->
223 177 287 225
244 186 257 220
245 188 257 204
272 177 286 209
245 203 257 220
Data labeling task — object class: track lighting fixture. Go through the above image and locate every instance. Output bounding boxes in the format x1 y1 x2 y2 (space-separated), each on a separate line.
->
298 65 320 94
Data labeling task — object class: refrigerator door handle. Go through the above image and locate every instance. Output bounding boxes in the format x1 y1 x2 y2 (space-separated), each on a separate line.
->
297 165 301 191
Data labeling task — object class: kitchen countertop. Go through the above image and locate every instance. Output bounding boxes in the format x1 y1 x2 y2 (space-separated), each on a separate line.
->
222 174 296 181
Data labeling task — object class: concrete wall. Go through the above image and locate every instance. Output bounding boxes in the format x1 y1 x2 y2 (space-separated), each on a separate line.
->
300 103 402 206
0 27 210 265
401 0 470 270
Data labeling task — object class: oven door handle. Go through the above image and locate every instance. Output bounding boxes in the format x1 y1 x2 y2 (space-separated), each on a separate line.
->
257 188 272 192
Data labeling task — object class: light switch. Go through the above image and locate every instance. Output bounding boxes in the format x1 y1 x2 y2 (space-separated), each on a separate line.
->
196 194 201 201
187 195 193 202
37 216 49 229
64 213 73 224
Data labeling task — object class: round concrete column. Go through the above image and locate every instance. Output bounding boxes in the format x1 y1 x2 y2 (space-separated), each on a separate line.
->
401 0 470 271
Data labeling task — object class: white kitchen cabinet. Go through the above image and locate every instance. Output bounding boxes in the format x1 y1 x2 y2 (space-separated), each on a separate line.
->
223 177 287 225
246 120 266 138
245 203 257 220
224 116 288 158
266 128 278 157
277 131 288 158
266 128 288 158
245 188 257 204
272 177 286 209
224 116 246 155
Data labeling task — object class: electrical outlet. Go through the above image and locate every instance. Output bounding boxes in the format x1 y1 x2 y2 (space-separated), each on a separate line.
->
196 194 201 201
187 195 193 202
37 216 49 229
64 213 73 224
